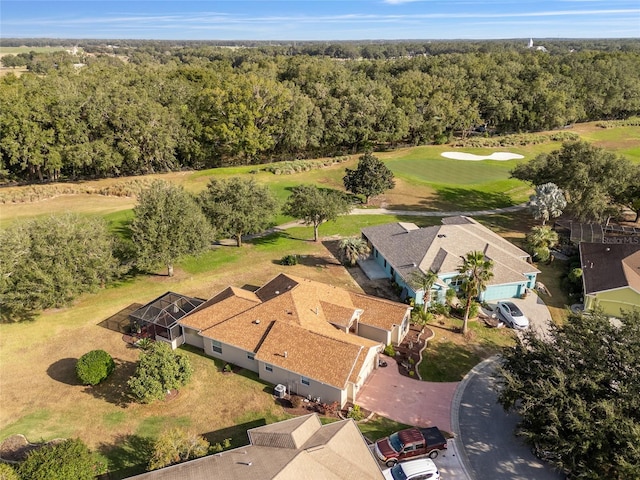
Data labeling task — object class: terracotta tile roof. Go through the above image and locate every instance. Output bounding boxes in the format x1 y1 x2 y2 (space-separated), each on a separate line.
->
320 300 357 328
127 414 383 480
350 293 411 331
180 287 261 331
181 274 394 387
580 243 640 294
255 321 366 389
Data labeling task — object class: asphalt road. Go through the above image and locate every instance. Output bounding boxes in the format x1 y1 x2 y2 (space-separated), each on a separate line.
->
455 358 565 480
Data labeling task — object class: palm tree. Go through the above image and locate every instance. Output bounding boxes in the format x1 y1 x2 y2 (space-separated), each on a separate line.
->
337 237 371 267
528 183 567 225
457 251 494 335
409 269 439 306
525 225 559 263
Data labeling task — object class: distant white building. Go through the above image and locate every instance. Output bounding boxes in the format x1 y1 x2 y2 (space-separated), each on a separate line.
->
527 38 547 52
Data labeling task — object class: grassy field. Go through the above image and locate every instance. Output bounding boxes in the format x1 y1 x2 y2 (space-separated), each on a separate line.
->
2 122 633 474
0 46 73 55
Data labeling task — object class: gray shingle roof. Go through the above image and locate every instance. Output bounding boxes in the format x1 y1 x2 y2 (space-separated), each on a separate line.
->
580 242 640 294
126 414 383 480
362 217 539 286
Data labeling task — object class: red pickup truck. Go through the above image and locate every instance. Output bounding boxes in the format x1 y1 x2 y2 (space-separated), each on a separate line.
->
374 427 448 467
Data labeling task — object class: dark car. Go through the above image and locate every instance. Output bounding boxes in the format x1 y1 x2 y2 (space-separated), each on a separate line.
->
374 427 447 467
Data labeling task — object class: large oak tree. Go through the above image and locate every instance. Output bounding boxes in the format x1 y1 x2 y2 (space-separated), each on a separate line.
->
283 185 350 242
498 310 640 479
130 180 213 276
511 141 636 222
343 152 395 204
198 177 277 247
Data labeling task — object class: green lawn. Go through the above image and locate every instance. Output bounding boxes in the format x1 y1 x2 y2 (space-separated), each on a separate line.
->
2 122 636 474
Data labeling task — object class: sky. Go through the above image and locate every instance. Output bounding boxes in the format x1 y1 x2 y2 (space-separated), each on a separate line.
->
1 1 639 41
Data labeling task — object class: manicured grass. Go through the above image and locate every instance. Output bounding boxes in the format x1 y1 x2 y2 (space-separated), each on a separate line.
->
357 415 412 443
535 260 572 325
419 340 482 382
419 315 517 382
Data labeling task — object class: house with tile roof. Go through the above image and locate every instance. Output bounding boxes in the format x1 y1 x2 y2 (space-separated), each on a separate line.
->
179 273 412 407
128 413 384 480
360 216 539 305
579 242 640 317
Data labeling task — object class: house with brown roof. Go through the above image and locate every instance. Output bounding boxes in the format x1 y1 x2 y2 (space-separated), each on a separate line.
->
127 414 384 480
579 242 640 317
179 273 412 407
361 216 539 305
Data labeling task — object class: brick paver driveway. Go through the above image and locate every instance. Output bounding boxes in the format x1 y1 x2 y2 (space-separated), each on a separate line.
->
356 356 458 433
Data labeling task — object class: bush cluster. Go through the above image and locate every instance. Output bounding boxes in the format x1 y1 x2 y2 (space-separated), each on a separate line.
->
0 179 153 204
280 254 299 266
383 344 396 357
347 404 365 421
453 131 579 148
76 350 116 386
259 156 350 175
595 116 640 128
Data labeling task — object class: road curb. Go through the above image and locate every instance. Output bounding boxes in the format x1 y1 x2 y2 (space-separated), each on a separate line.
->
450 355 502 480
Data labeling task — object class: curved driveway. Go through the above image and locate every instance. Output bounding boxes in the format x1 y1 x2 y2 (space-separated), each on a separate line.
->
356 355 458 433
453 357 565 480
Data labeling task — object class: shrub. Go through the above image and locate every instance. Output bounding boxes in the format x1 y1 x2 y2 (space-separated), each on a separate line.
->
383 344 396 357
223 363 233 373
128 342 193 404
210 438 232 454
322 401 339 416
429 303 451 316
409 370 415 377
0 464 19 480
148 428 209 471
76 350 116 386
18 439 106 480
348 404 365 421
280 254 298 266
136 338 152 350
290 395 303 409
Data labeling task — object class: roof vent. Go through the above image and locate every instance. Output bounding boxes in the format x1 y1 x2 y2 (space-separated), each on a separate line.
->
254 319 261 324
437 234 446 238
284 351 288 358
237 461 252 466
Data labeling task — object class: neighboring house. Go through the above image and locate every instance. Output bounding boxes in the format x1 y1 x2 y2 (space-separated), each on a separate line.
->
176 273 412 407
128 413 384 480
579 242 640 317
361 216 539 305
129 292 205 349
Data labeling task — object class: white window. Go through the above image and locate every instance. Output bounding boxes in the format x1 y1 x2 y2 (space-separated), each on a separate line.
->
211 340 222 354
301 376 310 386
265 364 273 372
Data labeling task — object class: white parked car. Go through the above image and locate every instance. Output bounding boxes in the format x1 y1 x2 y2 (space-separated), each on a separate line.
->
497 301 529 329
382 458 440 480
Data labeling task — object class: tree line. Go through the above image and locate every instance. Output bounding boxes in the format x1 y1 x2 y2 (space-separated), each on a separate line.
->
0 153 394 321
1 43 639 182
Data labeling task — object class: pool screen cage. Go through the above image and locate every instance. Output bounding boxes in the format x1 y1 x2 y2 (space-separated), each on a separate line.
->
129 292 205 341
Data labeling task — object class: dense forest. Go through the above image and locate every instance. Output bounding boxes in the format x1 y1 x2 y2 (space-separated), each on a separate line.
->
1 39 639 182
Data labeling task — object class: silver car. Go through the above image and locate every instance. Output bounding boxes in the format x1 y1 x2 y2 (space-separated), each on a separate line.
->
497 301 529 329
382 458 440 480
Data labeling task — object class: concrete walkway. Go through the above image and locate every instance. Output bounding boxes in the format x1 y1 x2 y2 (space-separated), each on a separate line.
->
356 355 458 433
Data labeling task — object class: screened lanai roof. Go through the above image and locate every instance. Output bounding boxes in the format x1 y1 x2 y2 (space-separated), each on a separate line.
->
129 292 205 328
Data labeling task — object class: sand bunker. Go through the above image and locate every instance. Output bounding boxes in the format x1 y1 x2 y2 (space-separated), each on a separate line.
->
441 152 524 161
